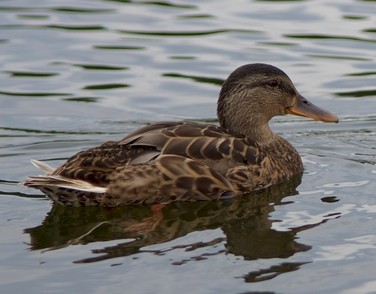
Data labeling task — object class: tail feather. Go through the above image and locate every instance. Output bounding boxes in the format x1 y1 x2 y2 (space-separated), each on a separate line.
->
22 175 106 194
30 159 55 175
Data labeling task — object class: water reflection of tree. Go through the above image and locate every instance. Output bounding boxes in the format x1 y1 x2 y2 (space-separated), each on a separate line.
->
25 175 320 281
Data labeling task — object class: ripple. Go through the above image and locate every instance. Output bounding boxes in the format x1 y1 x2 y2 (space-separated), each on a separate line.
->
82 83 130 90
321 196 340 203
163 73 224 86
272 204 356 232
4 71 58 77
17 14 49 20
0 24 107 31
0 91 70 97
316 235 376 262
256 0 304 2
357 204 376 213
322 181 369 188
169 56 195 60
93 45 145 50
73 64 129 71
345 71 376 77
50 7 115 14
45 24 107 31
363 28 376 33
307 54 371 61
343 15 368 20
335 89 376 98
0 6 35 12
104 0 197 9
258 41 297 47
242 262 309 283
63 97 101 103
119 28 259 37
0 127 114 136
0 189 46 199
178 14 214 19
284 33 376 43
0 5 114 14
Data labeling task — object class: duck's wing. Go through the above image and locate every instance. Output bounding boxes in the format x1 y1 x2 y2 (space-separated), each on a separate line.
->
105 154 237 205
23 153 238 206
121 121 262 169
23 122 264 205
42 122 189 186
28 122 261 188
51 140 160 186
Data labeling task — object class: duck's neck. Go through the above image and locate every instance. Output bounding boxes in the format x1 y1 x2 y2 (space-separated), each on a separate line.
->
226 116 276 146
242 123 304 176
221 113 302 170
243 123 276 146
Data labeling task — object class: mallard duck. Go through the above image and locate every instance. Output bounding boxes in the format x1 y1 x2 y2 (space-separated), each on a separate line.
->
23 63 338 206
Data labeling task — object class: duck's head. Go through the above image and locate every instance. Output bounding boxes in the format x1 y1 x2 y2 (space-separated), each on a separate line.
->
217 63 338 143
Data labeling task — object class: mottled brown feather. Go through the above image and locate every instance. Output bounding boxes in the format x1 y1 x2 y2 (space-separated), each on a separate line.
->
23 121 300 206
22 63 337 206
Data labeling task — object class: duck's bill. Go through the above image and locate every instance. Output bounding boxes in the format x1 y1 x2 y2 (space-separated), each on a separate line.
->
287 94 339 123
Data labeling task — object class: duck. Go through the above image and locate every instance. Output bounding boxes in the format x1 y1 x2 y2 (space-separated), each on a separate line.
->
22 63 338 207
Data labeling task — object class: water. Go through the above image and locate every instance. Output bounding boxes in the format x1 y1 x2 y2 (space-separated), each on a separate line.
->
0 0 375 293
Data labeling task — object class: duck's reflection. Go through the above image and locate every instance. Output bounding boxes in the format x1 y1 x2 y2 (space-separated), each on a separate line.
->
25 176 316 277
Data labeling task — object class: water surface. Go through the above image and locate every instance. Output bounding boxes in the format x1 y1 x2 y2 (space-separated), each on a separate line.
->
0 0 375 293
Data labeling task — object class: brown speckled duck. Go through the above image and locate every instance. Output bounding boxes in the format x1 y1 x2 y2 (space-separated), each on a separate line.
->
23 63 338 206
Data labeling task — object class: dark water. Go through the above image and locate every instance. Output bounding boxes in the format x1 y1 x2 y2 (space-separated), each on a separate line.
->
0 0 375 293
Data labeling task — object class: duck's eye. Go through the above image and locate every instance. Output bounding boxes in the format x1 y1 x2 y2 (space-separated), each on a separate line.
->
267 80 278 88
